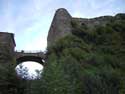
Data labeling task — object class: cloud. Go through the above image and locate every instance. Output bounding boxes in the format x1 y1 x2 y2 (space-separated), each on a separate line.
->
0 0 51 51
24 36 47 51
0 0 125 51
72 0 125 18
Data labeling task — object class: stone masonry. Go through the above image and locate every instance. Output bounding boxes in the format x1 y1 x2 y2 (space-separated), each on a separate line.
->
47 8 72 47
47 8 125 47
0 32 15 63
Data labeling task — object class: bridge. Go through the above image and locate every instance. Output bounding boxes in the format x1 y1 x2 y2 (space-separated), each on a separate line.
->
15 50 46 65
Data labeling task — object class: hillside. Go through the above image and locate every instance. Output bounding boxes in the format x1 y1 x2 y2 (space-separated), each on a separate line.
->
30 13 125 94
0 8 125 94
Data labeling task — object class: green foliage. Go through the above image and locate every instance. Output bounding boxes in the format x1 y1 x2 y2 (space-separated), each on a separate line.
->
0 14 124 94
30 15 125 94
0 63 28 94
0 45 27 94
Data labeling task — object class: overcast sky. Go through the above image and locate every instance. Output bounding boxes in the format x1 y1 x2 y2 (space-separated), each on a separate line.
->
0 0 125 51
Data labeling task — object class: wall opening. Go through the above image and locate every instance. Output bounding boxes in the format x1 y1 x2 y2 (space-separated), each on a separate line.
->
15 61 44 79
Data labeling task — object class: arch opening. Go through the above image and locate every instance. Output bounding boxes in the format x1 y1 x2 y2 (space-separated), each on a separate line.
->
15 61 44 79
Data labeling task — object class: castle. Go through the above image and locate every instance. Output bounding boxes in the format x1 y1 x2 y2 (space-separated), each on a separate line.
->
0 8 124 65
47 8 125 46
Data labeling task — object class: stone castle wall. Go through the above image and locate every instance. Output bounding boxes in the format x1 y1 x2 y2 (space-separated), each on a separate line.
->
0 32 16 63
47 8 125 47
47 8 72 47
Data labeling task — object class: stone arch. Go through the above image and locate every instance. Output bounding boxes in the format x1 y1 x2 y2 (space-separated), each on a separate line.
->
16 56 44 65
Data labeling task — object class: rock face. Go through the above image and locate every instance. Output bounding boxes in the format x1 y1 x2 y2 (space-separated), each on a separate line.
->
47 8 125 47
47 8 72 47
0 32 16 63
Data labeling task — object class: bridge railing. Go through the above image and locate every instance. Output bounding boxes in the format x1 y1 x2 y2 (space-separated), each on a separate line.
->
15 50 46 53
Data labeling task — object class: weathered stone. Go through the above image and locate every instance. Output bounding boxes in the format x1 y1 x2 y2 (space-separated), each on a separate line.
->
47 8 125 47
0 32 16 63
15 51 45 65
47 8 72 47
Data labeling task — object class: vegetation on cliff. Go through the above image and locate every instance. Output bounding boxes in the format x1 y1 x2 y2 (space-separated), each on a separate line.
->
0 45 28 94
0 14 125 94
30 14 125 94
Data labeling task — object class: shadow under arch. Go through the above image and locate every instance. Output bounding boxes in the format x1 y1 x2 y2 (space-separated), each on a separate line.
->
16 56 44 65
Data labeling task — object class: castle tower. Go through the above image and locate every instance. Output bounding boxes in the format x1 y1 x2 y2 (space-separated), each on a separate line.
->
0 32 16 63
47 8 72 47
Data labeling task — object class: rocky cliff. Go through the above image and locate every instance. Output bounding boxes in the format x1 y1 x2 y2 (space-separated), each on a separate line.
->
47 8 72 47
47 8 125 47
0 32 16 64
